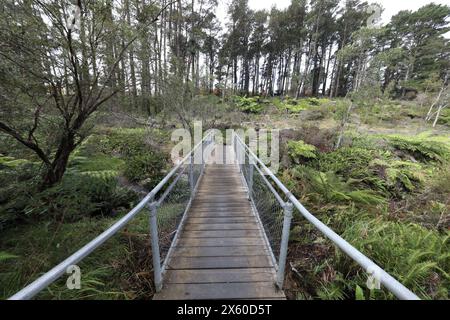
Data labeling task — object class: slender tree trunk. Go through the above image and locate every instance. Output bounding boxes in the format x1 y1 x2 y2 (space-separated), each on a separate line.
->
426 73 448 121
335 102 354 150
433 105 446 127
323 43 333 95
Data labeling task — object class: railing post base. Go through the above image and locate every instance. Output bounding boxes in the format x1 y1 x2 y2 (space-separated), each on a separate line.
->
148 201 163 293
276 202 293 289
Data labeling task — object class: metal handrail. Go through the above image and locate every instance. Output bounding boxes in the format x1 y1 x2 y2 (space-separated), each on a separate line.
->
9 132 213 300
233 133 420 300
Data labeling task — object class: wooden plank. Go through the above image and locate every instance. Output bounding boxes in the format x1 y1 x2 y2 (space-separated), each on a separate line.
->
189 208 251 214
188 213 253 218
154 282 284 300
167 256 273 270
171 246 268 257
181 230 260 238
177 237 263 247
183 223 259 231
191 202 250 207
195 193 246 196
164 268 276 284
189 208 252 214
186 217 256 224
193 202 251 207
196 191 239 194
196 189 246 193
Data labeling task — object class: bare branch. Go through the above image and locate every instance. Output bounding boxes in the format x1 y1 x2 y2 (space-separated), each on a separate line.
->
0 121 51 166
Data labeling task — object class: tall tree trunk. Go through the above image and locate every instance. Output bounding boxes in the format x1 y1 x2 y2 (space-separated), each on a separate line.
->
323 43 333 95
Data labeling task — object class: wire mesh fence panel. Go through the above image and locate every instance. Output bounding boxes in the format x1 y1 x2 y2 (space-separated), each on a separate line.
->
236 142 285 266
241 152 249 181
156 165 191 266
249 166 285 264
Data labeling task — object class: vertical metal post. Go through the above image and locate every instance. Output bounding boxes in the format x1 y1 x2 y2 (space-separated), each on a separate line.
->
238 141 242 172
149 201 162 292
241 143 245 173
233 134 237 163
202 138 206 174
277 202 293 289
248 161 254 200
200 139 205 177
189 154 194 197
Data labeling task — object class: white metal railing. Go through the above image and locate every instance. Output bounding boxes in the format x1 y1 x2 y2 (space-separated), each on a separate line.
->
9 132 213 300
233 132 420 300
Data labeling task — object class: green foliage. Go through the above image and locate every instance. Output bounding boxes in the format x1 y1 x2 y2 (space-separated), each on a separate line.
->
284 137 449 300
313 135 445 197
70 156 124 173
0 252 18 262
0 127 168 231
382 134 450 162
0 129 161 228
274 97 331 114
316 147 381 177
90 128 169 187
25 170 136 221
274 97 306 113
0 159 42 229
370 159 425 192
233 96 266 114
313 147 391 195
285 166 386 206
124 152 167 187
355 285 365 300
338 218 449 299
0 213 151 300
0 156 30 169
437 108 450 126
307 98 331 106
287 140 317 163
316 281 346 300
98 128 150 158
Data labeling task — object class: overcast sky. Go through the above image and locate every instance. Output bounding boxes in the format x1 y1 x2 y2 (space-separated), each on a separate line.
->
217 0 450 27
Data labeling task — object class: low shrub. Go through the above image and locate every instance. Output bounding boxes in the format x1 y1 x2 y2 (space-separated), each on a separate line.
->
123 152 167 187
337 218 449 300
382 134 450 163
370 159 425 192
284 166 386 206
98 128 149 158
86 128 170 187
287 140 318 163
233 96 266 114
25 170 136 221
436 108 450 126
274 97 331 114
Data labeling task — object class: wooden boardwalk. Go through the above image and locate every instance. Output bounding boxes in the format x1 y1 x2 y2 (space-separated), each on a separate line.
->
154 147 285 300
